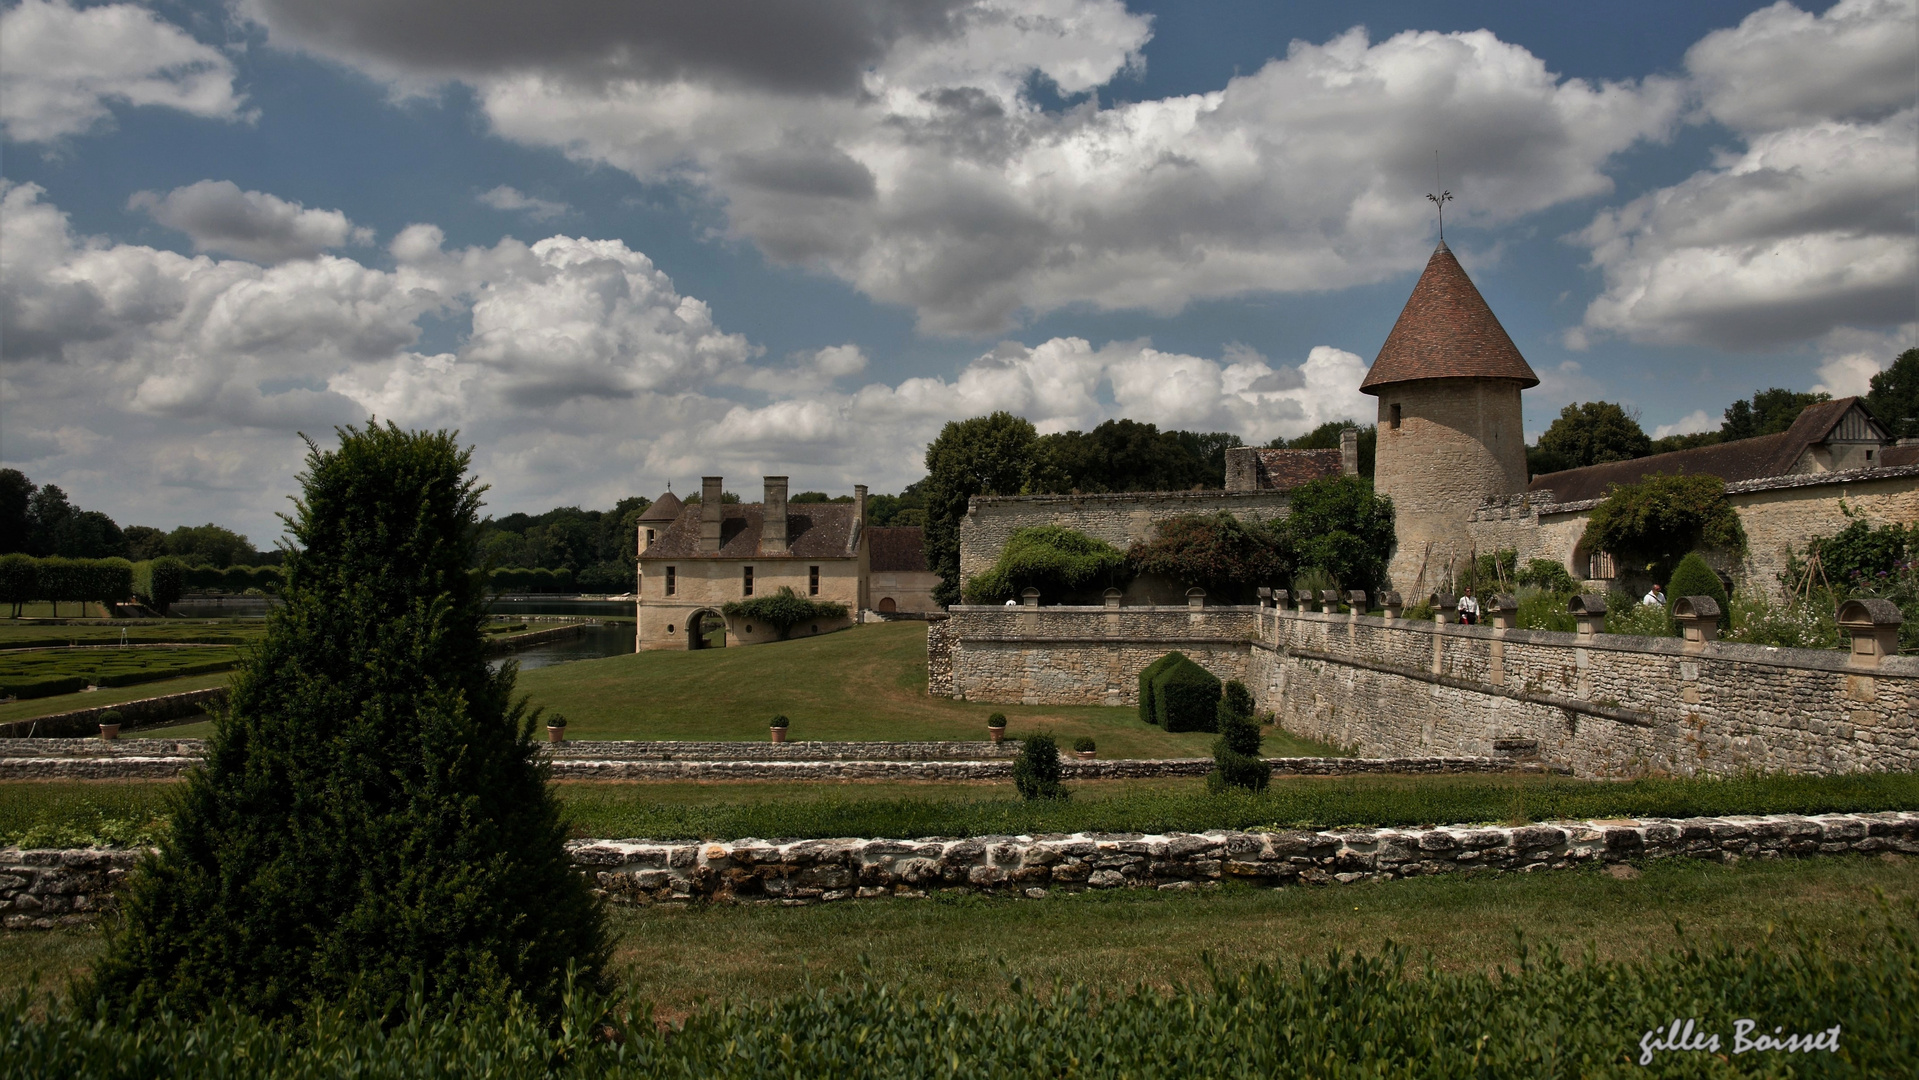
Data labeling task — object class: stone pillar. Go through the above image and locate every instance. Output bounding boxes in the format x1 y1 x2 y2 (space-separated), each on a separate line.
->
1340 427 1359 476
1186 588 1207 609
1569 594 1607 640
1345 590 1368 619
1673 596 1722 653
1319 590 1339 614
1429 593 1458 625
1486 594 1518 631
1021 588 1040 609
1837 598 1902 669
1380 591 1403 622
1103 587 1123 609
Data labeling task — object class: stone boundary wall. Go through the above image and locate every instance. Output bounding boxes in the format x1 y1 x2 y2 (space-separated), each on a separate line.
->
1253 609 1917 777
959 490 1293 582
0 687 227 739
12 811 1912 926
485 623 587 654
938 604 1259 704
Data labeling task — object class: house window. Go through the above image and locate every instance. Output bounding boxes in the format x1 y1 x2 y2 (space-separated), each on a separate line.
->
809 566 820 595
645 528 655 544
1587 551 1616 580
1389 403 1402 430
743 566 754 596
665 567 676 596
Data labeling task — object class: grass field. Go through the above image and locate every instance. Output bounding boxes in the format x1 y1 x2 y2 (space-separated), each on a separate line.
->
3 854 1912 1019
513 621 1333 757
0 623 265 648
0 672 230 727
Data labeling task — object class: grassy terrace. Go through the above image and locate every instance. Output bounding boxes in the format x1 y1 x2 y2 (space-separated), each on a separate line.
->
4 855 1915 1019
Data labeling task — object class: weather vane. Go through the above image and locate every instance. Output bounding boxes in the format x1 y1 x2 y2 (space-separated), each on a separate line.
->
1427 149 1452 240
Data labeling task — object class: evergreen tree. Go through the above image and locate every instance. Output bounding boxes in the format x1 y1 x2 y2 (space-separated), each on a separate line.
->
1720 388 1828 441
86 422 607 1021
1865 348 1918 439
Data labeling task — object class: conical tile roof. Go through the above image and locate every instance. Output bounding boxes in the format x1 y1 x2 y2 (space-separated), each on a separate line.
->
1360 241 1538 394
637 491 683 523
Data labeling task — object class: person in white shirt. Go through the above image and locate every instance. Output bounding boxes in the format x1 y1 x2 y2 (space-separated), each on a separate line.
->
1004 598 1018 607
1457 590 1480 625
1642 583 1665 606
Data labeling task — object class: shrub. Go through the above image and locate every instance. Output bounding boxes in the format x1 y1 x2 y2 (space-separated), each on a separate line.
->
1581 473 1746 583
83 422 608 1023
723 587 848 640
1221 679 1254 720
1516 558 1577 593
1605 591 1673 638
1803 513 1915 585
1290 567 1337 602
1665 552 1728 617
769 714 789 729
1515 586 1575 633
1012 733 1065 800
964 526 1127 604
987 712 1006 728
545 712 567 729
1277 475 1395 593
1125 513 1288 602
1209 699 1269 793
1721 592 1840 650
0 673 88 699
1153 655 1221 734
133 557 186 613
1136 652 1184 726
1072 736 1095 753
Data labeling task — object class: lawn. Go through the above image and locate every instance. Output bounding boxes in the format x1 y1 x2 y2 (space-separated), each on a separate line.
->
0 672 230 727
0 622 265 648
514 621 1334 758
3 854 1913 1019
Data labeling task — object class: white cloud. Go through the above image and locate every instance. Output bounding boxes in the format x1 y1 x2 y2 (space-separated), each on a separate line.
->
4 181 1369 539
129 180 374 263
1652 410 1717 440
1531 359 1605 406
476 185 571 222
1573 0 1918 351
243 0 1680 333
0 0 250 142
1810 323 1918 397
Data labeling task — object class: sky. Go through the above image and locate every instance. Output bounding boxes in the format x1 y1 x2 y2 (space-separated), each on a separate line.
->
1 0 1914 542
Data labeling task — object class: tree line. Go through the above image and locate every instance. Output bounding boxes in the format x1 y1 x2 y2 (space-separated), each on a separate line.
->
0 469 275 568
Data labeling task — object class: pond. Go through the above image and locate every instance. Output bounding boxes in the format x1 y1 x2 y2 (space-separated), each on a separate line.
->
168 596 639 620
488 621 636 672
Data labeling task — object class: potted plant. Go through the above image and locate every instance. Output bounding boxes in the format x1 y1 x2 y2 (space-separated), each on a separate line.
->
545 712 567 744
769 714 790 743
1073 736 1096 760
98 709 123 741
987 712 1008 744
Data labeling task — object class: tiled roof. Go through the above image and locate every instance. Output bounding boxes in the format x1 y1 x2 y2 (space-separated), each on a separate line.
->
641 502 859 560
867 527 929 572
1249 448 1344 489
637 491 683 523
1527 397 1868 503
1360 241 1539 393
1883 443 1919 468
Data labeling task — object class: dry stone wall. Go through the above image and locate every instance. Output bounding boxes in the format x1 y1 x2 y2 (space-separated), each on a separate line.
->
938 604 1259 705
15 812 1911 926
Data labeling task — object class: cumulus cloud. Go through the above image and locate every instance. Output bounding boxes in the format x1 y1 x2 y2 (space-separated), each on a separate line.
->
1573 0 1918 351
476 185 571 221
129 180 375 263
1651 410 1717 440
0 0 250 141
1810 323 1918 397
240 0 1679 333
4 181 1366 539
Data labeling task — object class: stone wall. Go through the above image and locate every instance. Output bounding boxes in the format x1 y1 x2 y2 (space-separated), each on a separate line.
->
0 687 226 739
938 604 1260 704
958 490 1292 583
15 812 1911 925
1373 378 1529 593
1251 608 1917 777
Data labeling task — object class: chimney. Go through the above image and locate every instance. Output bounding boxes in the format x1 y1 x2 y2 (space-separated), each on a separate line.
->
854 484 868 527
762 476 789 554
700 476 723 553
1340 427 1359 476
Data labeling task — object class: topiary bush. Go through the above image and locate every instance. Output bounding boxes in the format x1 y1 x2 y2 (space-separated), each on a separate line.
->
1012 733 1066 800
1222 679 1254 720
1072 736 1096 753
1153 655 1221 733
82 422 608 1024
1137 652 1184 725
1208 702 1270 793
1666 551 1729 621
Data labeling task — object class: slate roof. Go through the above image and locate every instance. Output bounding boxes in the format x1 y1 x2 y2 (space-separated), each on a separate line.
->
867 527 930 573
641 502 860 560
1527 397 1874 503
637 491 683 523
1883 443 1919 468
1248 448 1345 490
1360 241 1539 394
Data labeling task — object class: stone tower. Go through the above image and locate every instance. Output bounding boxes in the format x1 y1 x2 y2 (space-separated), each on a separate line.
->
1361 241 1538 595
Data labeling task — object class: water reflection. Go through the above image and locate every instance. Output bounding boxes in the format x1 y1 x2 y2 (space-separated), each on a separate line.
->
488 621 636 672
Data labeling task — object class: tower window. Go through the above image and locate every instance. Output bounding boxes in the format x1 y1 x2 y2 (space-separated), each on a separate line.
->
665 567 676 596
809 566 820 595
645 528 655 544
1390 403 1402 430
743 566 754 595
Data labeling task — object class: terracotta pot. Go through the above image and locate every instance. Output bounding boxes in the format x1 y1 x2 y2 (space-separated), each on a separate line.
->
98 723 121 741
1076 750 1095 760
547 725 565 743
989 726 1006 744
770 727 787 743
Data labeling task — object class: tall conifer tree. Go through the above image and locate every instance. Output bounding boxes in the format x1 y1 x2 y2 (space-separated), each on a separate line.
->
88 423 606 1019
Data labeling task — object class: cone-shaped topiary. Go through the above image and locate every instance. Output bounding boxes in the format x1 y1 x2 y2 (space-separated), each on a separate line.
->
1208 701 1270 793
84 422 607 1021
1136 652 1184 726
1221 680 1254 720
1665 551 1729 622
1012 733 1067 800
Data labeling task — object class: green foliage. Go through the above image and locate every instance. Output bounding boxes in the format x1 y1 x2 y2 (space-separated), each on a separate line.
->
863 481 928 529
132 557 186 613
769 714 789 729
1209 675 1269 793
923 412 1039 605
1136 653 1183 726
0 647 241 696
722 586 849 639
1721 591 1841 651
1605 592 1674 638
1514 587 1576 633
1805 513 1916 587
159 523 257 569
1071 736 1096 753
83 421 607 1023
1865 347 1918 438
487 566 577 594
1222 679 1254 720
1290 567 1337 601
1011 733 1065 800
1665 552 1729 616
1531 401 1652 474
1268 420 1376 479
1152 655 1221 734
1647 429 1723 455
1124 513 1287 602
1581 473 1746 583
0 553 35 618
1469 549 1518 594
1278 475 1395 593
1721 387 1829 441
987 712 1006 728
1030 419 1233 494
1516 558 1578 593
962 526 1128 604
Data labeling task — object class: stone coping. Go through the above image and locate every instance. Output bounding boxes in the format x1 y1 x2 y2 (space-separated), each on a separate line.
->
1519 463 1919 518
9 811 1912 927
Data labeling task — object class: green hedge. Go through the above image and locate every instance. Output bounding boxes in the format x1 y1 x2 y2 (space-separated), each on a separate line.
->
0 673 89 699
0 555 133 610
92 658 239 688
1136 652 1183 726
1153 654 1221 733
487 566 577 594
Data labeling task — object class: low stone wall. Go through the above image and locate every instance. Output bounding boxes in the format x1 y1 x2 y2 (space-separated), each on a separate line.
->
545 739 1020 761
0 687 227 739
14 811 1911 927
938 604 1259 704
